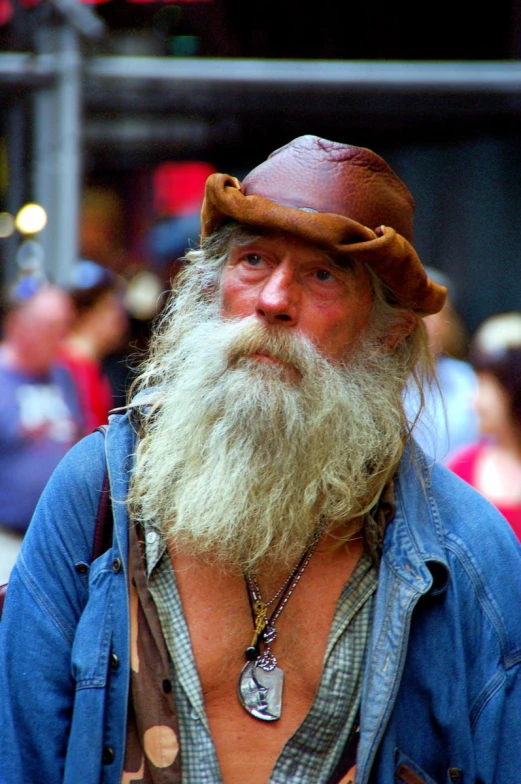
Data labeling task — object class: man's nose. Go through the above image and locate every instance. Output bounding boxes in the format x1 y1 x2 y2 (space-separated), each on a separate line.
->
256 264 299 325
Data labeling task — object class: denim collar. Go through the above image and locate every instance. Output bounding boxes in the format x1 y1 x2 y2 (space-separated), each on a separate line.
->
386 439 450 596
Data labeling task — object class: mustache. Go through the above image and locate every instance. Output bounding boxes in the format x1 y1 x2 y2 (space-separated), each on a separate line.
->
225 319 316 376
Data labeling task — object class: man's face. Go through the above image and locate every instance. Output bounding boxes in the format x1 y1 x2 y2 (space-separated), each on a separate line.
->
10 288 73 374
220 231 374 364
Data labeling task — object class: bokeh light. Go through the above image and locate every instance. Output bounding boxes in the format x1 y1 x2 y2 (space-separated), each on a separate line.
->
0 212 15 238
15 203 48 235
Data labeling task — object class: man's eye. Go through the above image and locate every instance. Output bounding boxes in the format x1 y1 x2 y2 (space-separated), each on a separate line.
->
244 254 264 266
315 268 333 281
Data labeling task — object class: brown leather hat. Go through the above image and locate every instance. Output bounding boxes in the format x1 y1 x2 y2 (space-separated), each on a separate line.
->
201 135 446 315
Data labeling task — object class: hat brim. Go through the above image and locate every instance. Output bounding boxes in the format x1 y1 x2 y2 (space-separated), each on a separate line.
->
201 173 447 316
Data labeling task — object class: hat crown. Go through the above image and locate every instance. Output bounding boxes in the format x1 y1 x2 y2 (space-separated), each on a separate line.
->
241 135 415 242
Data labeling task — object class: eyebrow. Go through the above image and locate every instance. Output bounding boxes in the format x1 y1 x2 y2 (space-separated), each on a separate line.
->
324 253 356 272
229 239 356 274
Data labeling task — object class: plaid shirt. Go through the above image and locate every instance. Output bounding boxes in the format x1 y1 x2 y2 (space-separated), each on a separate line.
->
145 523 377 783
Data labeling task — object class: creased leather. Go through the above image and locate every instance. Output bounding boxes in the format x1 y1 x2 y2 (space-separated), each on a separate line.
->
200 135 447 316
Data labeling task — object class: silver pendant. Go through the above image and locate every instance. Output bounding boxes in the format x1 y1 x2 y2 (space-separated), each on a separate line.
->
237 660 284 721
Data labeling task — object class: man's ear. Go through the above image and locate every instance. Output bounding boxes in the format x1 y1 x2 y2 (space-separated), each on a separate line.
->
383 310 417 351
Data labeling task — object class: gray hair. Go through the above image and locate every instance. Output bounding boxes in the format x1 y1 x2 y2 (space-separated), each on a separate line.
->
131 221 435 421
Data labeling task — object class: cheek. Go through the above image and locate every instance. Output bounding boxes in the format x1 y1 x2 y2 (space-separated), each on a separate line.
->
308 308 366 359
220 274 254 318
333 306 373 356
331 298 372 339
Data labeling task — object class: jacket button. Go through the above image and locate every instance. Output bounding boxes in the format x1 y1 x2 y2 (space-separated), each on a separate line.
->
102 747 115 764
112 558 122 573
448 770 461 782
162 679 172 693
110 652 119 670
75 562 88 574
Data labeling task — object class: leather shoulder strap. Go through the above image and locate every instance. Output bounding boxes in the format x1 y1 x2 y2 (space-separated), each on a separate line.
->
92 424 113 561
0 582 7 619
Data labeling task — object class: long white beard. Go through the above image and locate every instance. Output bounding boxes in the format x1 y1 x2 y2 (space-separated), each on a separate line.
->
130 314 407 572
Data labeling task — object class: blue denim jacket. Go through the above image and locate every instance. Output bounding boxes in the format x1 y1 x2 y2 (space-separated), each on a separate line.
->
1 409 521 784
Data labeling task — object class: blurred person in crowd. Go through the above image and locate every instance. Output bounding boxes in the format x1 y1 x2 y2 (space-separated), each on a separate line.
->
0 281 83 582
147 160 217 288
104 269 165 409
447 312 521 539
80 186 127 274
2 136 521 784
80 185 149 282
58 260 130 433
404 267 479 462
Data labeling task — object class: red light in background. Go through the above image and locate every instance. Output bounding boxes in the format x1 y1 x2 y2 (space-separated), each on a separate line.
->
153 161 216 216
0 0 13 25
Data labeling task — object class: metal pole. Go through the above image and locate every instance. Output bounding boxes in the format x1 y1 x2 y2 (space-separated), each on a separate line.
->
85 57 521 93
2 99 27 287
33 21 81 285
33 28 56 280
53 22 81 285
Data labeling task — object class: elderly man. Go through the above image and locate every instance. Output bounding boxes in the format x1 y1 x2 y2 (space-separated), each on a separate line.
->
1 136 520 784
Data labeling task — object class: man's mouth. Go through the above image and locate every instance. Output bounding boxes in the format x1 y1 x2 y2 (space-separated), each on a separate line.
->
247 352 302 381
250 352 283 367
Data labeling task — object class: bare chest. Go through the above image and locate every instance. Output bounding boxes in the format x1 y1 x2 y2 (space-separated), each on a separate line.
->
170 543 362 783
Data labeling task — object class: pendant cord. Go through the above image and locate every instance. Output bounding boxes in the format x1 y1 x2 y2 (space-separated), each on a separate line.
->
245 530 320 624
245 533 319 622
243 531 320 668
266 531 320 626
